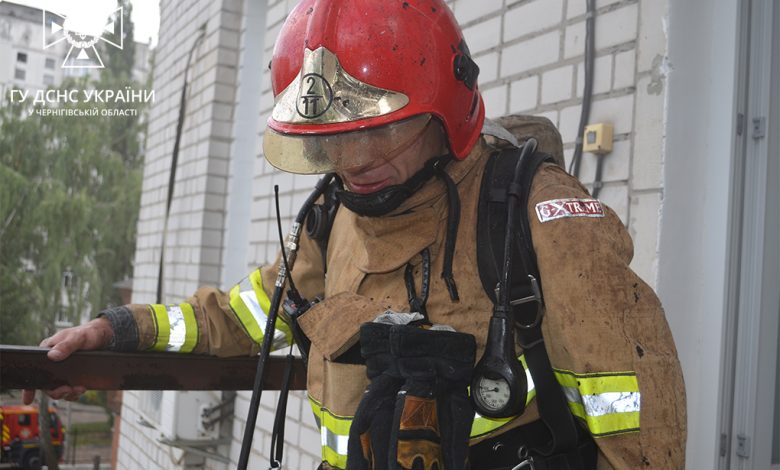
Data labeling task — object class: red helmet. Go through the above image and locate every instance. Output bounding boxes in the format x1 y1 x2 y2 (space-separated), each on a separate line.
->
264 0 484 174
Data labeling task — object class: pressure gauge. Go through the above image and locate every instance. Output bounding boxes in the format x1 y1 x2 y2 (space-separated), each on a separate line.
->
473 375 512 413
471 315 527 418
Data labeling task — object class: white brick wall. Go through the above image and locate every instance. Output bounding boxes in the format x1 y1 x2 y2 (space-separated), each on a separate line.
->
131 0 242 306
453 0 503 25
509 75 539 113
503 0 563 42
500 31 561 78
541 65 575 104
459 0 664 285
123 0 244 467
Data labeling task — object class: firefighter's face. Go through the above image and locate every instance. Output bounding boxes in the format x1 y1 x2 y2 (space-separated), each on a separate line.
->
338 119 448 194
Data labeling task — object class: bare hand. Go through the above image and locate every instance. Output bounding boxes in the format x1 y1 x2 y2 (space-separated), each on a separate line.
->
22 317 114 405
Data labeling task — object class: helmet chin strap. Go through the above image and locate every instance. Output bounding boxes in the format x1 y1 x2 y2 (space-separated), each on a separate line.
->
336 154 452 218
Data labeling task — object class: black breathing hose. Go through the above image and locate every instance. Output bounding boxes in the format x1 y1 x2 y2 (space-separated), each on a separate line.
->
237 174 335 470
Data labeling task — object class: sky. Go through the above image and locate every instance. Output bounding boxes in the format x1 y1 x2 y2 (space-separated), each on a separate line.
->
5 0 160 47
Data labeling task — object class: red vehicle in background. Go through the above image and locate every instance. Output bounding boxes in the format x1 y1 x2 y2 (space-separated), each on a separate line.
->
0 405 64 469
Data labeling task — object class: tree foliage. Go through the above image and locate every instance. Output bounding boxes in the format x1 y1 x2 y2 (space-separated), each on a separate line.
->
0 2 148 344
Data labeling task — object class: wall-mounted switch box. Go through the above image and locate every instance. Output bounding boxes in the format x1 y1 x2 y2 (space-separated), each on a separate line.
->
583 123 614 155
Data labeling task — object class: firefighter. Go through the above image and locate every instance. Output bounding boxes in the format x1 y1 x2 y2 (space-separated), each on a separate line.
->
24 0 686 468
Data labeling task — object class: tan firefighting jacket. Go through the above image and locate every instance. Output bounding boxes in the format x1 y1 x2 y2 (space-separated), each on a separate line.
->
118 135 686 469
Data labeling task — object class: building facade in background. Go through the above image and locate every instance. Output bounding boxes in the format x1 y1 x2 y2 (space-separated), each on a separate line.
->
0 2 67 97
118 0 779 469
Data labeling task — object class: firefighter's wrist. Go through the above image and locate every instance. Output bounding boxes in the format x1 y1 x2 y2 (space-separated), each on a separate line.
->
96 305 139 352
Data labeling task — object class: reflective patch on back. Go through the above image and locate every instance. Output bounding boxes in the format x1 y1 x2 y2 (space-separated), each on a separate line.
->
535 198 604 223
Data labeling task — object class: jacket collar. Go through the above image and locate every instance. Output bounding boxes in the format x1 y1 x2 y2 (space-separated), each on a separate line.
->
347 138 492 274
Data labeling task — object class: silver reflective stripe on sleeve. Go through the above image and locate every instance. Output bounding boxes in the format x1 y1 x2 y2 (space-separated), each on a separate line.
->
554 369 641 436
561 387 641 417
581 392 641 416
150 303 198 353
321 426 349 456
166 305 186 352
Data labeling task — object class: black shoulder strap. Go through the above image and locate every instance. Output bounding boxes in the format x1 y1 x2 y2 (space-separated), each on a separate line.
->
477 147 592 463
477 147 554 305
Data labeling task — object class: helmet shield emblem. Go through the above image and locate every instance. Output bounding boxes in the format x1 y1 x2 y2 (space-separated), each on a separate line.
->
297 73 333 119
272 47 409 125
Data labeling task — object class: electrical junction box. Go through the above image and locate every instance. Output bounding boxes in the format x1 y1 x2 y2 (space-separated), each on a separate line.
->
583 123 614 155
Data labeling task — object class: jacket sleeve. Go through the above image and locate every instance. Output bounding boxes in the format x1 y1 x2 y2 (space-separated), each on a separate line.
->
99 227 326 358
527 164 686 469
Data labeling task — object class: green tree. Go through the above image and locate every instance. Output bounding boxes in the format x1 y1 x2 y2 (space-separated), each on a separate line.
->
0 79 144 345
100 0 146 167
102 0 136 84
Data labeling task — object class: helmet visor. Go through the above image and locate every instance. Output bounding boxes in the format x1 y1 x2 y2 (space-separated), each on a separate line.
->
263 114 432 175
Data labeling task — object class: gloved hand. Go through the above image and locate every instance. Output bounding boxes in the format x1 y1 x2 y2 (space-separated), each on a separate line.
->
389 325 476 470
347 322 405 470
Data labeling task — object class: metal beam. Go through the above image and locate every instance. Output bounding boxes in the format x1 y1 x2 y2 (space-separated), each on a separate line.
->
0 346 306 391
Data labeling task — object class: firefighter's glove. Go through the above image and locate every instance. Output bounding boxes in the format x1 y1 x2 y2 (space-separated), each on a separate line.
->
347 322 405 470
389 325 477 470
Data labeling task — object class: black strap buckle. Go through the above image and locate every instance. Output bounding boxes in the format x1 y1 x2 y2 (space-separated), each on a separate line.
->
511 446 537 470
510 275 544 329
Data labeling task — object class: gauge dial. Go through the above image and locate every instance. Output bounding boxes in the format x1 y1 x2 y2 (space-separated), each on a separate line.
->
473 376 512 412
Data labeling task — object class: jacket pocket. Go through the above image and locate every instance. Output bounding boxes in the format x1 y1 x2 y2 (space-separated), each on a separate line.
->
298 292 387 360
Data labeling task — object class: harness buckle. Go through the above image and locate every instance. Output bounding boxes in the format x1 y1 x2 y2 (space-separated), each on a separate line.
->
510 275 544 329
510 446 537 470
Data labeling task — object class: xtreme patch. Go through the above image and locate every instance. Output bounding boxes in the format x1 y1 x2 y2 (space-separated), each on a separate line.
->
535 198 604 223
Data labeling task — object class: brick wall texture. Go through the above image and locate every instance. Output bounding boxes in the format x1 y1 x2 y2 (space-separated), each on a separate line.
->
121 0 243 468
122 0 670 468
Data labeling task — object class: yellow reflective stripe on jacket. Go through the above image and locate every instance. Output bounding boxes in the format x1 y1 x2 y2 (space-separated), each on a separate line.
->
309 395 349 469
554 369 640 437
149 304 198 353
307 358 540 467
471 354 537 438
228 270 291 349
250 268 292 344
307 357 539 464
249 269 272 318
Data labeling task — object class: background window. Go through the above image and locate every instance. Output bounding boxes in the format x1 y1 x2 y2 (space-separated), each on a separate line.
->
16 52 27 63
14 68 25 80
45 57 55 69
140 391 163 425
43 74 54 86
